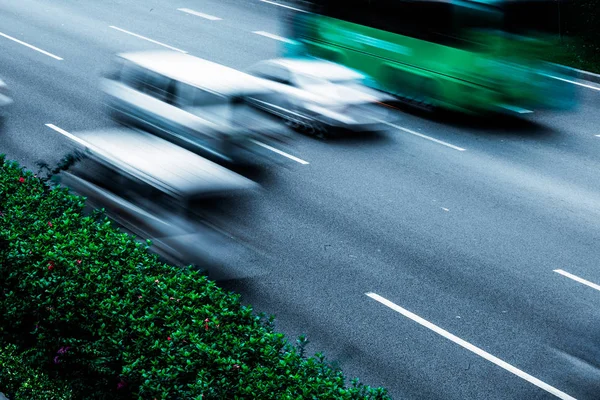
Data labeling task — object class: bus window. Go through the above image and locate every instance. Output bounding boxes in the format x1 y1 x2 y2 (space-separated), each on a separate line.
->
451 2 503 49
321 0 457 46
503 1 562 36
321 0 373 26
377 1 454 42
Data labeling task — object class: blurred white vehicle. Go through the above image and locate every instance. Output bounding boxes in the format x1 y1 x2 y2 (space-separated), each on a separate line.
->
0 77 13 120
54 127 258 271
245 58 392 138
102 51 287 166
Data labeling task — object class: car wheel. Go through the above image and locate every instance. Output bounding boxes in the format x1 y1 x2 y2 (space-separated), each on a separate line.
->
302 120 327 140
284 117 299 130
312 122 328 140
286 112 319 137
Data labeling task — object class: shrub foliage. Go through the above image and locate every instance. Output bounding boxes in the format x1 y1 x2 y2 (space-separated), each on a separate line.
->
0 343 73 400
0 155 390 399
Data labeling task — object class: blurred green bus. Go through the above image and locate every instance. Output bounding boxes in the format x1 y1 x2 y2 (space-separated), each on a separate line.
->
283 0 578 115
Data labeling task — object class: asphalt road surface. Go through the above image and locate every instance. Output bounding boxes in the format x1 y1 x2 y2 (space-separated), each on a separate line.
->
1 1 600 398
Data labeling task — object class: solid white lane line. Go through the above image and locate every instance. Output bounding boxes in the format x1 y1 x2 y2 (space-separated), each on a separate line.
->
46 124 86 145
250 139 309 165
381 121 466 152
252 31 295 44
109 26 187 53
48 124 310 166
554 269 600 292
177 8 222 20
365 292 577 400
0 31 63 60
595 135 600 138
549 75 600 92
259 0 307 12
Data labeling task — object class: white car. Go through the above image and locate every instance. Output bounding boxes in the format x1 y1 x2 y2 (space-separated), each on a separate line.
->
245 58 392 138
102 51 286 166
0 78 13 120
54 127 257 271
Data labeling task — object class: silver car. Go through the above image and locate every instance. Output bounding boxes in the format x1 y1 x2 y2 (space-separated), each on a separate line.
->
245 58 392 138
54 127 258 272
102 51 286 165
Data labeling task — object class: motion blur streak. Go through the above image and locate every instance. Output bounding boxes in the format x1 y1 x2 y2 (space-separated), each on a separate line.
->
1 0 599 398
284 0 579 114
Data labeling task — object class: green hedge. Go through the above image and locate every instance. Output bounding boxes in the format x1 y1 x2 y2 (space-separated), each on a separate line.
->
0 343 73 400
0 155 390 399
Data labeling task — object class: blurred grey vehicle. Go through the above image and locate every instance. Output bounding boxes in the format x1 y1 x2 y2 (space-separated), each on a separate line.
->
245 58 392 138
0 77 13 120
101 51 288 166
54 127 258 273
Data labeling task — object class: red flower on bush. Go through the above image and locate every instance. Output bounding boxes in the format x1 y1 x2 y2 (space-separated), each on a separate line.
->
48 221 53 227
48 262 55 271
18 177 24 183
76 259 82 265
167 337 172 341
204 318 209 331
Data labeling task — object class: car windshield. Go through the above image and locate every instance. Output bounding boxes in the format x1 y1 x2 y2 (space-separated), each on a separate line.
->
329 79 369 90
294 73 331 88
296 73 366 89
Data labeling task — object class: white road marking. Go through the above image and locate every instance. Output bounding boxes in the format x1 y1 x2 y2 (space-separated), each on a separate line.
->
259 0 308 12
441 207 449 211
595 135 600 138
45 124 93 150
366 292 577 400
381 121 466 151
109 26 187 53
177 8 222 20
250 139 309 165
252 31 295 44
549 75 600 92
0 31 63 60
554 269 600 292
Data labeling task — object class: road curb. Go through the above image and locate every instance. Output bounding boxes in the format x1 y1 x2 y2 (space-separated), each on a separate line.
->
576 68 600 84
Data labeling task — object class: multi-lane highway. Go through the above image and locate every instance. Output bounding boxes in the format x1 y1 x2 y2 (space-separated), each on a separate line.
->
2 0 600 398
